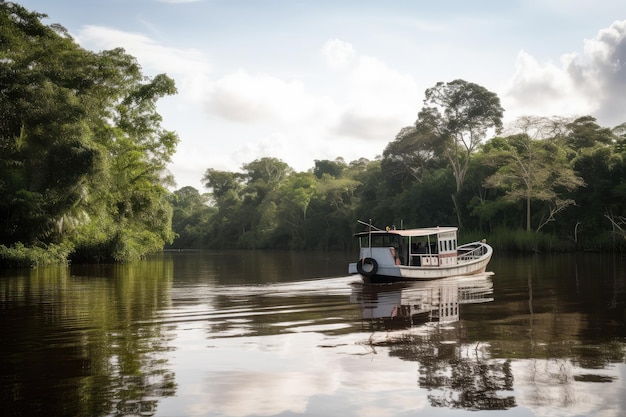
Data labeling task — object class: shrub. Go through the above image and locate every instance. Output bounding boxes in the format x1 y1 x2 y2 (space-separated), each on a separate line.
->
0 242 73 268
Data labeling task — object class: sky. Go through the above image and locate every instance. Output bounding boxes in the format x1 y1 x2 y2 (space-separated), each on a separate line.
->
15 0 626 191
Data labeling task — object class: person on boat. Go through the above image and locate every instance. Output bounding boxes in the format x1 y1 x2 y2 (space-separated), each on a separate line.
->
411 241 427 266
389 247 402 265
416 241 427 253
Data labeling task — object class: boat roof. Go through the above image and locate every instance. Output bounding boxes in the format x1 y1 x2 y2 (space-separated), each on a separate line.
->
354 226 458 238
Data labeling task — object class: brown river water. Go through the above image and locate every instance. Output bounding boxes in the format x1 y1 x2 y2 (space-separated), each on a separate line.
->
1 250 625 416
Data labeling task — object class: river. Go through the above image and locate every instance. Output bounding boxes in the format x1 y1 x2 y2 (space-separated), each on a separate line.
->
1 250 625 416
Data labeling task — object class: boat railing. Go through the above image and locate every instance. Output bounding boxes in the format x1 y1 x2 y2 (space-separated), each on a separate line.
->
363 241 487 268
456 244 486 262
408 253 438 266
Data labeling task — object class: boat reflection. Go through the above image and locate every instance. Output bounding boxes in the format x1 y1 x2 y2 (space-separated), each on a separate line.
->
350 273 494 330
351 274 516 411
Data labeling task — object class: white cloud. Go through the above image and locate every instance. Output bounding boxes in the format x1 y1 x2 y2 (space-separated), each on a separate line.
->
502 50 593 120
233 130 358 174
321 39 357 70
204 41 418 144
201 40 421 161
76 25 212 101
333 55 419 140
503 19 626 126
581 20 626 125
351 56 419 113
334 110 404 141
206 69 333 124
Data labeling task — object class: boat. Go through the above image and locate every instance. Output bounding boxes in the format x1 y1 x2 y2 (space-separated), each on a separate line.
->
348 222 493 282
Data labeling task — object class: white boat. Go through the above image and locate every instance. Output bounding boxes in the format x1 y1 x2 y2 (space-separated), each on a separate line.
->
348 223 493 282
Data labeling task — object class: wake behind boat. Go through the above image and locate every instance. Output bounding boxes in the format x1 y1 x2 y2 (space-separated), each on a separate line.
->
348 222 492 282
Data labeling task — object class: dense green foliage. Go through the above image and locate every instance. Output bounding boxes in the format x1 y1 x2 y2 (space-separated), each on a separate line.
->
170 117 626 253
1 2 178 266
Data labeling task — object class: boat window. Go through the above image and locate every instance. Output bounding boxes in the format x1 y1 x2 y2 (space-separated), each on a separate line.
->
363 233 402 248
430 242 438 254
439 239 457 252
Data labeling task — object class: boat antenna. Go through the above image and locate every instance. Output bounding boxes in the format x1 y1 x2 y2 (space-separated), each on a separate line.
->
357 219 382 231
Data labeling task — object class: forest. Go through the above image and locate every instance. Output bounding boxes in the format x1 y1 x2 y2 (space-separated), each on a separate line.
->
2 2 626 267
171 111 626 253
1 2 178 266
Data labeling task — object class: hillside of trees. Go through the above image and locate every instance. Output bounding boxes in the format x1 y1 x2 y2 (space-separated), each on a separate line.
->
3 2 626 267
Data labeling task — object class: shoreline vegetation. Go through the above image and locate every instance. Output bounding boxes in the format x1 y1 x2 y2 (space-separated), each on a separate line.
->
2 3 626 268
1 229 622 269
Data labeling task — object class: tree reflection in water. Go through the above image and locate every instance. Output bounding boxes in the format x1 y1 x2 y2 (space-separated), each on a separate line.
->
0 260 177 417
350 274 516 411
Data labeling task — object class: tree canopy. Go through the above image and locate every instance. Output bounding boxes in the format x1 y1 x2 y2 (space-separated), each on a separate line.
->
0 1 179 265
418 80 504 227
171 110 626 253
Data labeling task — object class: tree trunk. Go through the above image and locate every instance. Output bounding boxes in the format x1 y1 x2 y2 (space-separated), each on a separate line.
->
451 193 463 229
526 194 531 232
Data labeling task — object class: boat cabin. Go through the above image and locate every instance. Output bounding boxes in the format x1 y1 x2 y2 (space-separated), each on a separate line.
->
355 227 460 267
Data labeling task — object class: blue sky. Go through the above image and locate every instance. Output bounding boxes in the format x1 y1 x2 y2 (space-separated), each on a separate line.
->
16 0 626 190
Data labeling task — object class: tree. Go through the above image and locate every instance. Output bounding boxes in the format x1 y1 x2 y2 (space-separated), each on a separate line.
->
382 124 443 191
483 132 585 232
567 121 625 247
308 174 360 249
313 158 346 179
565 116 615 151
419 80 504 227
275 172 316 248
241 157 292 202
1 3 100 245
202 169 244 200
201 159 294 249
1 2 179 263
169 186 214 248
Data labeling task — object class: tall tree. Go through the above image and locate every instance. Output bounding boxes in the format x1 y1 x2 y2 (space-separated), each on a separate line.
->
483 132 585 232
1 2 179 263
1 2 100 244
201 169 245 247
241 157 292 202
419 80 504 227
